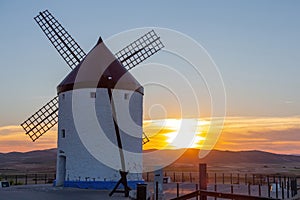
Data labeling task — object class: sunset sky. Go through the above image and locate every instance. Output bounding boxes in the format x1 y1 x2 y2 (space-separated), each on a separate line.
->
0 1 299 154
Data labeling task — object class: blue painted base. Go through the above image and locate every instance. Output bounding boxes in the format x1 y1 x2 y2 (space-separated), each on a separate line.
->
55 180 144 190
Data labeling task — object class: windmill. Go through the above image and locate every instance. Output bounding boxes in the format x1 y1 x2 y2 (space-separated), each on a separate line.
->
20 10 163 196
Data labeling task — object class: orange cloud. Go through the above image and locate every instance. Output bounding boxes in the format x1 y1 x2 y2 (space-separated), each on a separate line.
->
214 116 300 154
0 125 57 153
1 116 300 155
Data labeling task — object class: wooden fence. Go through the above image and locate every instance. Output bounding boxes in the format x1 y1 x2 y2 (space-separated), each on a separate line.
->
144 164 299 200
1 165 299 200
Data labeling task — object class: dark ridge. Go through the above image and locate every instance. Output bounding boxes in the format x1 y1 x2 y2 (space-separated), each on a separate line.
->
1 148 299 173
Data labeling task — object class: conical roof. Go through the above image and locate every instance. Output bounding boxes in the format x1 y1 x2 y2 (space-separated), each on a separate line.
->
57 38 143 94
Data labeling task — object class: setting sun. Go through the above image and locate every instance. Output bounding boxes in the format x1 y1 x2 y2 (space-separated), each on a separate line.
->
0 116 299 154
143 118 210 149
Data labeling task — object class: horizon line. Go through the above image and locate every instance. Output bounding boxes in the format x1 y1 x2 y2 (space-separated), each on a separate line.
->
2 147 299 156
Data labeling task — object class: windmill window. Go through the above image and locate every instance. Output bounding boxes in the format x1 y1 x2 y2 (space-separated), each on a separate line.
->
61 129 66 138
90 92 96 98
124 93 129 100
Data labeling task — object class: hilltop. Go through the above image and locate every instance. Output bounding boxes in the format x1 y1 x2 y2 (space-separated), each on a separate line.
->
0 149 57 173
0 148 299 174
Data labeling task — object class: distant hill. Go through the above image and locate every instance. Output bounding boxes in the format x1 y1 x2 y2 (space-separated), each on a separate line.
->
0 148 299 173
0 149 56 173
174 149 300 164
144 149 300 175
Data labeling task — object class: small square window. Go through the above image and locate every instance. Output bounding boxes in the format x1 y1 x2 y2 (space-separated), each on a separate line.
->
124 93 129 100
62 129 65 138
90 92 96 98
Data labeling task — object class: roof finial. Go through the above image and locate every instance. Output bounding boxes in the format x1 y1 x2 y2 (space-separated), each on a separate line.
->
97 37 103 45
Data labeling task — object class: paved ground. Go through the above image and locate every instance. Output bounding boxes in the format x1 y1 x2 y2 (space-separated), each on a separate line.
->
0 184 131 200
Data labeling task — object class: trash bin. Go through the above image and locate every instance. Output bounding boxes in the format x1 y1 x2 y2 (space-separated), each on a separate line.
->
137 183 147 200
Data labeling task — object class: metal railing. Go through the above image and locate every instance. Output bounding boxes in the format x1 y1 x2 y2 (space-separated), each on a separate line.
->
0 174 56 185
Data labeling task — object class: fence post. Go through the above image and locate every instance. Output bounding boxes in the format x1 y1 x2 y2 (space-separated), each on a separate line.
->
276 181 278 199
199 163 207 200
196 184 199 200
267 175 270 198
173 172 176 182
237 173 240 184
45 174 47 184
214 174 217 200
258 184 261 196
281 181 284 199
293 178 296 197
156 181 158 200
245 174 247 185
214 173 217 191
296 177 298 195
25 174 28 185
15 175 18 185
35 174 37 184
190 172 192 183
291 178 297 197
279 176 281 186
252 174 255 185
230 173 233 184
182 172 184 182
259 175 262 185
248 184 251 196
176 182 179 197
222 173 224 184
287 177 290 198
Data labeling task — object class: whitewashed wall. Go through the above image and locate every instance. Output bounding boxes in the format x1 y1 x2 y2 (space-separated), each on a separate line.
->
56 88 143 183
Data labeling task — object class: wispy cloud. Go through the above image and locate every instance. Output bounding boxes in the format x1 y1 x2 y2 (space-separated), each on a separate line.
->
215 116 300 154
0 125 57 153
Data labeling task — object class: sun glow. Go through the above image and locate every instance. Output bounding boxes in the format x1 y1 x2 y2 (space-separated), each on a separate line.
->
143 118 210 149
1 117 299 154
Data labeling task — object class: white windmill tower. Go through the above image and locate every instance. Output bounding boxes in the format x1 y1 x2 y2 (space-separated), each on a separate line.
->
21 10 163 197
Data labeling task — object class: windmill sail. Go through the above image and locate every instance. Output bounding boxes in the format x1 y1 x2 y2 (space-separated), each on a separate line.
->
115 30 164 71
142 132 150 145
20 96 58 142
22 10 163 142
34 10 86 69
